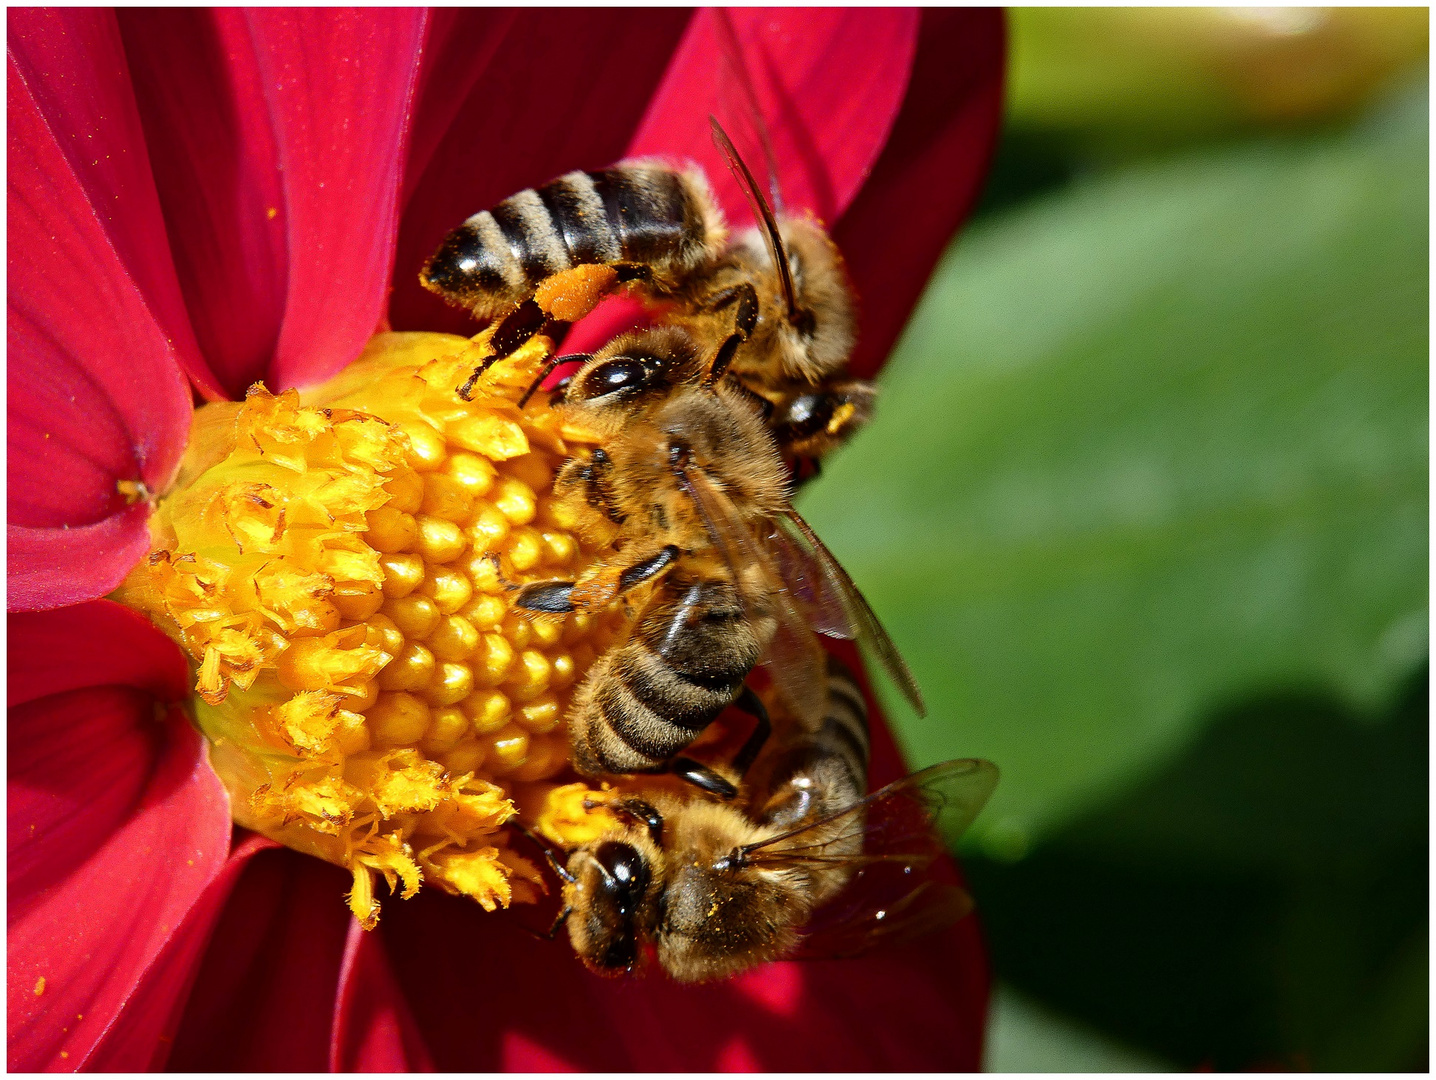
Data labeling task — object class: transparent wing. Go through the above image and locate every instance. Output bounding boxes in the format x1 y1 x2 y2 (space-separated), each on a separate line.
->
741 759 999 960
776 510 927 717
767 525 854 640
742 759 998 865
788 879 975 960
676 463 827 726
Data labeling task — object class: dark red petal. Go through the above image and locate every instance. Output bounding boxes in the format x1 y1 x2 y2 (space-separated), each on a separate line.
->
231 9 429 393
7 601 231 1071
388 9 692 336
86 833 276 1072
837 9 1007 379
8 600 189 709
116 10 289 402
383 883 986 1070
384 638 986 1070
7 514 154 614
629 9 919 225
8 12 195 609
164 847 355 1071
330 919 435 1072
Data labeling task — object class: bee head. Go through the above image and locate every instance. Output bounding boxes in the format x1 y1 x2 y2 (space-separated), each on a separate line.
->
564 838 660 976
561 327 701 414
729 217 856 385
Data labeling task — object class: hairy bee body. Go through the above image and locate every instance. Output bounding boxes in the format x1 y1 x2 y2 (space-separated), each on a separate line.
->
671 216 872 462
564 655 873 982
421 164 726 319
515 326 797 780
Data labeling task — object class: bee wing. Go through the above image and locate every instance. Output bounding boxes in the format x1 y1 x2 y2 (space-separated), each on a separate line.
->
676 463 827 725
776 510 927 717
788 879 976 961
709 116 802 325
742 759 999 865
767 525 855 640
743 759 999 960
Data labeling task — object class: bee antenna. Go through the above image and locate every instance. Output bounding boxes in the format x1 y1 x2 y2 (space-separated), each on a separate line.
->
512 821 575 884
709 115 803 325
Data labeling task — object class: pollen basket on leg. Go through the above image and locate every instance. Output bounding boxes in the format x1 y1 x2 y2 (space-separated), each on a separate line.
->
113 332 628 928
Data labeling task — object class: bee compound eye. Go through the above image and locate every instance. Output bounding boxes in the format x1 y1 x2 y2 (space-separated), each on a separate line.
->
593 841 651 917
586 357 649 398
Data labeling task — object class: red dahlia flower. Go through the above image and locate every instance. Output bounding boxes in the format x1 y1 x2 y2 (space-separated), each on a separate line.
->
8 8 1004 1071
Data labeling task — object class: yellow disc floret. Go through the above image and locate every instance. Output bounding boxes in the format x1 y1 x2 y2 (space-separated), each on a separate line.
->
114 331 625 928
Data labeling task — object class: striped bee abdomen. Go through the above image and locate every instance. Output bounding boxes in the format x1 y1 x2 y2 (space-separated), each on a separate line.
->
421 164 724 319
754 654 871 832
568 574 769 777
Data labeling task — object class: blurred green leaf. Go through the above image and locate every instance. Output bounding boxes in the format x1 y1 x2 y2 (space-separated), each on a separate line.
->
966 666 1427 1069
1007 8 1428 152
800 83 1428 843
986 984 1175 1072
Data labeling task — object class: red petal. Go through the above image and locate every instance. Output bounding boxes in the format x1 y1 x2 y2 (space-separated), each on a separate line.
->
235 9 429 392
388 9 692 336
7 513 154 614
558 296 653 359
8 12 195 608
330 919 435 1072
165 848 354 1071
8 600 189 709
7 10 208 392
115 10 289 402
837 9 1007 379
628 9 919 225
85 833 276 1072
7 603 231 1072
383 887 986 1070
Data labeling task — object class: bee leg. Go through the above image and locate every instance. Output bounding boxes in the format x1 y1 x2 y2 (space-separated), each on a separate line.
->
701 282 759 387
583 447 627 525
515 903 574 942
543 904 575 940
557 447 626 526
513 544 679 614
511 820 575 884
472 262 642 399
457 300 553 399
616 544 680 592
668 757 739 800
613 797 665 845
513 580 577 614
728 684 772 781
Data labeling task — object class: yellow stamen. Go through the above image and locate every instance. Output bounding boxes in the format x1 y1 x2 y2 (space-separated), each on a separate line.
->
115 331 623 926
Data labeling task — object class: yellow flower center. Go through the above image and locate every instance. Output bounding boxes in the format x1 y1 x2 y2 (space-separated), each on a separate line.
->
115 331 621 927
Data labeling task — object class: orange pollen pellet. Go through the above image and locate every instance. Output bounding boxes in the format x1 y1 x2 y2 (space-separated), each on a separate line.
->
534 262 619 322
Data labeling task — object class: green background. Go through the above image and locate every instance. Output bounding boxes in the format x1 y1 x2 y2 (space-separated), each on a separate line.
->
801 9 1428 1070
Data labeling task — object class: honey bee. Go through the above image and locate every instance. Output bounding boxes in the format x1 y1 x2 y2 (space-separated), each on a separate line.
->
510 323 923 795
529 654 998 983
419 122 873 470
